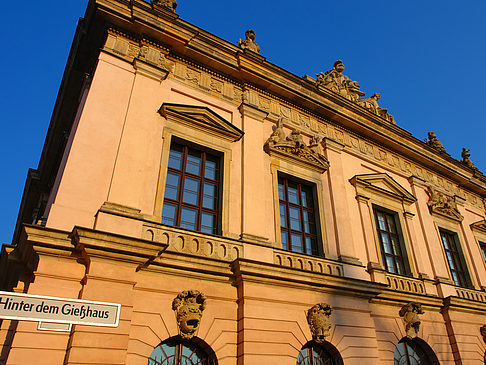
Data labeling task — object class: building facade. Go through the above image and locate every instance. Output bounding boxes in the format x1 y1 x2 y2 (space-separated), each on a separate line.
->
2 0 486 364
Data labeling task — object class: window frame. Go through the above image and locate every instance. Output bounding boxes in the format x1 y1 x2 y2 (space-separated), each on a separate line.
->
270 161 328 257
438 228 472 288
373 206 410 276
278 174 320 256
161 139 223 235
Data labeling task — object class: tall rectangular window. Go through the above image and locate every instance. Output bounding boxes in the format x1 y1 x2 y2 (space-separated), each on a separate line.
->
278 176 319 256
162 141 220 234
440 230 470 287
374 208 408 275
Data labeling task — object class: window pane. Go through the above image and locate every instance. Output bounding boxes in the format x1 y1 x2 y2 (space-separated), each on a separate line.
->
281 232 288 250
377 214 386 231
280 204 287 228
180 208 197 230
164 172 180 200
168 145 183 170
391 236 401 256
301 189 312 208
183 177 200 205
386 215 397 233
289 207 301 230
278 182 285 201
291 234 303 253
441 234 450 249
381 234 392 254
386 256 396 273
205 158 218 180
201 213 215 234
202 183 217 209
303 211 315 234
162 203 177 226
186 152 201 175
288 183 299 204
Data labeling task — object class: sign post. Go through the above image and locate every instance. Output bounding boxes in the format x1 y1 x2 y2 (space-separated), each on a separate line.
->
0 291 120 328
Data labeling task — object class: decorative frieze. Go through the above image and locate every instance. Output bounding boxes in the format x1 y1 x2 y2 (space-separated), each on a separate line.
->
456 287 486 303
385 273 425 295
274 251 343 277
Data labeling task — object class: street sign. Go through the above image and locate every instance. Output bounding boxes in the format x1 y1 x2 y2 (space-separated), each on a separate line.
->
0 291 120 327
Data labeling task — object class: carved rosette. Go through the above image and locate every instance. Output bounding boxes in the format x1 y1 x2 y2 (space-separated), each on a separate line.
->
172 290 207 339
399 302 424 339
307 303 333 343
426 187 463 221
264 119 329 173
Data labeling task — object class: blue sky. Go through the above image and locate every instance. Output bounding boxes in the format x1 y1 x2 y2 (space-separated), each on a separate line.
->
1 0 485 245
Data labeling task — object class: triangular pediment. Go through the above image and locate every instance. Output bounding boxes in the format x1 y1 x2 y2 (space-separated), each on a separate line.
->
471 220 486 234
350 173 416 205
159 103 244 142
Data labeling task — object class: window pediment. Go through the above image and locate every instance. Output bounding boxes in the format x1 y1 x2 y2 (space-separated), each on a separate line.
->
349 173 416 205
159 103 244 142
471 220 486 234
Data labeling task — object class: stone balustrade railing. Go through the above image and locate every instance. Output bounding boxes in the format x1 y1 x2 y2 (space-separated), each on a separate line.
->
456 287 486 302
142 223 244 262
385 273 425 294
274 251 343 277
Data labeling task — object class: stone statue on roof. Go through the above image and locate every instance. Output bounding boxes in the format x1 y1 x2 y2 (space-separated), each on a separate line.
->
424 132 447 154
357 93 395 124
151 0 177 12
316 60 365 102
238 30 260 54
461 148 477 170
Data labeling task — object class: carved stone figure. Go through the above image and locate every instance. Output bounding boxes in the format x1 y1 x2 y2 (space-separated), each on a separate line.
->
357 93 395 123
151 0 177 11
316 60 365 102
424 132 447 154
267 118 286 145
264 122 329 173
307 303 332 343
238 30 260 54
426 187 463 221
461 148 477 170
481 325 486 343
172 290 207 339
286 129 306 149
308 135 322 155
399 302 424 339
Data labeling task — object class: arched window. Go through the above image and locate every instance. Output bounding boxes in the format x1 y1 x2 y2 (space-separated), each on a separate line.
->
147 337 217 365
394 337 439 365
297 341 343 365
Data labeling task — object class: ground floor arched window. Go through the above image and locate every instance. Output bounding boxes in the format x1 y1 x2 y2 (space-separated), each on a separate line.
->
296 341 344 365
147 337 217 365
394 337 439 365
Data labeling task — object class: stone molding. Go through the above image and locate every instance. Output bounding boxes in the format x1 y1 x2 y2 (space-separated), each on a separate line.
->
470 220 486 234
159 103 244 142
349 173 417 205
238 102 268 121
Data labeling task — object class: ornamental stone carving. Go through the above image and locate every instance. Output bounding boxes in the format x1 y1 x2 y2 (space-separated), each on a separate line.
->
481 325 486 343
172 290 207 339
399 302 424 339
238 30 260 54
316 60 364 102
151 0 177 11
307 303 332 343
461 148 478 170
425 132 447 154
426 187 463 221
264 118 329 173
357 93 395 124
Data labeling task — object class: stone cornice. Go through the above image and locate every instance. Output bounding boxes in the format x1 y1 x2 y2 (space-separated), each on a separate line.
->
92 0 486 197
